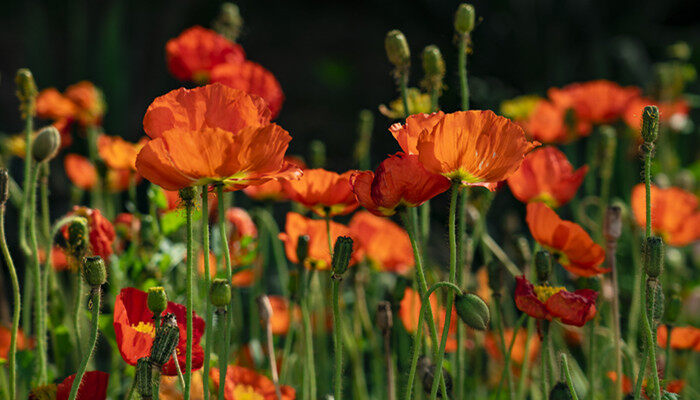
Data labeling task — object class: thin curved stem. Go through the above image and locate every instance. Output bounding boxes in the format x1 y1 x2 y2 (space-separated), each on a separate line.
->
0 205 19 399
67 287 101 400
217 184 233 400
28 165 47 383
560 353 579 400
301 272 317 400
184 196 194 400
19 107 33 255
201 185 213 400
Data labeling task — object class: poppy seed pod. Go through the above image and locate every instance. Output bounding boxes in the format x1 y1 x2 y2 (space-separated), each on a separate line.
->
210 278 232 309
67 218 89 257
454 4 476 35
603 206 622 242
136 357 153 399
643 236 664 278
147 287 168 316
178 186 197 208
455 293 490 331
295 234 310 266
535 250 553 283
149 322 179 367
32 126 61 163
548 382 573 400
385 30 410 69
422 45 445 80
376 301 393 333
487 259 504 293
0 169 9 206
641 105 659 144
81 256 107 287
331 236 353 278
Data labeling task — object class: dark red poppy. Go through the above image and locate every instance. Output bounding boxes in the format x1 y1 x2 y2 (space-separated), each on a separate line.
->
56 371 109 400
166 26 245 83
514 276 597 327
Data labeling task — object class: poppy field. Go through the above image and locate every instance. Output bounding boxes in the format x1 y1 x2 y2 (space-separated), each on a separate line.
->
1 2 700 400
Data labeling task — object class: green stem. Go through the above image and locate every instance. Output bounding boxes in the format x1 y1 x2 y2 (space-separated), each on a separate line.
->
560 353 580 400
28 165 47 383
184 195 194 400
261 207 289 297
429 183 459 400
67 287 101 400
644 151 652 238
458 34 469 110
0 205 19 399
325 214 333 255
608 239 623 400
216 184 233 400
73 272 84 361
420 201 430 249
541 321 550 397
301 276 317 400
587 321 595 400
517 318 535 400
332 276 343 400
638 280 661 400
493 294 515 399
399 71 410 117
201 185 213 400
19 107 33 256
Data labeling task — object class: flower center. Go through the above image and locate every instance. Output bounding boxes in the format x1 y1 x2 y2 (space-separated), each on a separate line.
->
232 384 265 400
131 321 156 338
533 285 565 303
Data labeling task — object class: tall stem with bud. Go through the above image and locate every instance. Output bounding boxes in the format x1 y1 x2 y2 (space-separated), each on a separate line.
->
201 185 213 400
216 184 234 400
179 187 196 400
0 170 19 400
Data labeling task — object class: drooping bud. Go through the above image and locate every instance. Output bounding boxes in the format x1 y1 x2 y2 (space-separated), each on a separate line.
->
0 169 9 206
178 186 197 208
210 278 232 309
455 293 490 331
296 234 310 266
422 45 445 81
331 236 353 278
376 301 393 333
641 105 659 144
147 287 168 316
487 260 504 293
548 382 573 400
66 217 89 258
149 321 179 368
15 68 37 118
309 140 326 169
454 3 476 35
643 236 664 278
32 126 61 163
136 357 153 399
664 285 682 324
212 2 244 43
385 30 411 70
603 206 622 242
535 250 552 283
81 256 107 287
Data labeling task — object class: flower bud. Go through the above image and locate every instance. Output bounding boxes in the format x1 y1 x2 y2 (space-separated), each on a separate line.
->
81 256 106 287
147 287 168 316
0 169 9 206
309 140 326 169
664 285 682 324
454 3 476 35
212 2 244 42
331 236 353 278
296 234 310 266
455 293 490 331
67 218 89 258
643 236 664 278
535 250 552 283
641 105 659 144
149 322 179 368
32 126 61 163
15 68 37 117
548 382 573 400
422 45 445 80
210 278 232 309
376 301 393 333
178 186 197 208
487 260 504 293
385 30 410 69
136 357 153 399
603 206 622 242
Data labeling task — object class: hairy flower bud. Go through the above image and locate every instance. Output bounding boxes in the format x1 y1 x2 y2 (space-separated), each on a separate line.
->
454 3 476 35
32 126 61 163
67 218 89 258
641 105 659 144
455 293 490 331
652 283 665 325
210 278 232 309
212 2 244 42
147 287 168 316
376 301 393 333
296 234 310 266
548 382 573 400
603 206 622 242
0 169 9 206
385 30 410 69
27 384 57 400
331 236 353 278
136 357 153 399
82 256 107 287
15 68 37 117
643 236 664 278
178 186 197 208
422 45 445 81
535 250 552 283
149 322 179 368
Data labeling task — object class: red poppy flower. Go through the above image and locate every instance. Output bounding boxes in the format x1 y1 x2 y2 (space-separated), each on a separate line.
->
514 276 597 327
389 111 445 154
0 325 34 361
65 154 97 190
399 287 458 352
623 97 690 132
38 246 70 272
211 61 285 119
113 287 205 375
136 84 301 191
507 146 587 207
657 325 700 351
526 202 607 277
36 81 105 127
631 184 700 246
282 169 358 217
56 371 109 400
278 212 360 270
63 206 116 260
351 152 450 216
166 26 245 83
210 365 296 400
349 211 413 274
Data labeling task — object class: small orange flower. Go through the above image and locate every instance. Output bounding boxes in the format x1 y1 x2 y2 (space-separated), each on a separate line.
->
211 61 285 118
282 169 358 217
507 146 588 207
243 157 305 202
548 80 641 132
349 211 413 274
136 84 301 191
166 26 245 83
526 202 607 277
64 154 97 190
36 89 78 121
631 184 700 246
37 81 105 126
514 276 598 327
351 152 450 216
657 325 700 351
399 287 458 352
484 328 540 366
623 97 690 131
278 212 360 270
267 295 301 336
98 134 147 171
389 111 445 154
0 326 34 360
210 365 296 400
414 110 539 189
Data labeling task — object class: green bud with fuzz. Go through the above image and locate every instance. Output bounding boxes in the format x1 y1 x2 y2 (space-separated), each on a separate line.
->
149 321 179 367
15 68 37 117
641 105 659 144
178 186 197 208
81 256 106 287
643 236 664 278
385 30 410 69
136 357 153 399
455 293 490 331
32 126 61 163
422 45 445 80
331 236 353 278
147 287 168 316
454 4 476 35
210 278 231 309
67 218 89 258
535 250 552 283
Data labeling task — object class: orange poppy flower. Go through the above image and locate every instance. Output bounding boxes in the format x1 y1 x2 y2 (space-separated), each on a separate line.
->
65 154 97 190
211 61 285 118
278 212 360 270
159 370 205 400
136 84 301 191
514 276 597 327
351 152 450 216
623 97 690 132
516 100 570 143
243 157 305 201
0 326 34 361
56 371 109 400
166 26 245 83
36 81 105 127
507 146 588 207
62 206 116 260
36 89 78 121
657 325 700 351
526 202 607 277
399 287 458 352
484 328 540 366
389 111 445 154
606 371 684 396
631 184 700 246
548 80 641 133
210 365 296 400
267 295 301 336
349 211 413 274
98 134 147 171
413 110 539 189
282 169 358 217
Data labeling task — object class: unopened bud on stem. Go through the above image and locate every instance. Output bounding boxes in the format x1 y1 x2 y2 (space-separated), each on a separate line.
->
422 45 445 81
385 30 410 70
331 236 353 278
32 126 61 163
643 236 664 278
641 105 659 144
210 278 232 310
455 293 490 330
15 68 37 117
147 287 168 316
376 301 393 333
81 256 106 287
150 322 179 368
178 186 197 208
136 357 153 399
454 4 476 35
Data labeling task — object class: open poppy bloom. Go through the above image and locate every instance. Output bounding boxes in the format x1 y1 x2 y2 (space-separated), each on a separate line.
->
37 81 105 127
399 287 458 352
514 276 597 327
135 83 301 191
526 202 607 277
412 110 539 189
65 154 97 190
211 61 285 119
282 169 358 217
210 365 296 400
351 152 450 216
113 287 205 376
0 326 34 361
278 212 360 270
349 211 413 274
62 206 116 261
606 371 684 397
55 371 109 400
657 325 700 351
631 183 700 246
548 80 641 134
98 134 147 171
507 146 587 207
484 328 540 366
623 97 690 132
166 26 245 83
389 111 445 154
243 157 305 201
